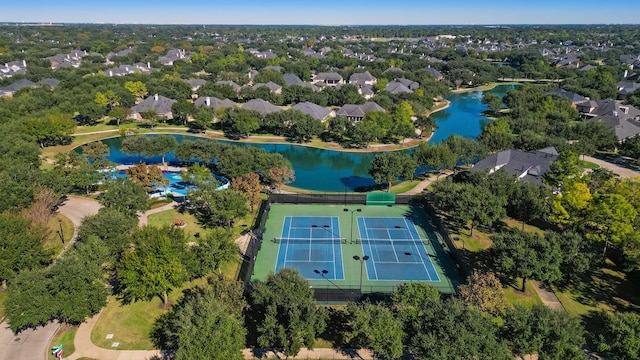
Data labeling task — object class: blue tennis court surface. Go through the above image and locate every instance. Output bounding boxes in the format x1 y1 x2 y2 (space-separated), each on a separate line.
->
358 217 440 281
275 216 345 280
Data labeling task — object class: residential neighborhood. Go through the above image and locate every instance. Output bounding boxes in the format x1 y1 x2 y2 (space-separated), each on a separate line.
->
0 18 639 360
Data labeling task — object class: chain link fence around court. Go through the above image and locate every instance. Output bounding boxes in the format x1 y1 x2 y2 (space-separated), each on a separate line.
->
244 193 460 302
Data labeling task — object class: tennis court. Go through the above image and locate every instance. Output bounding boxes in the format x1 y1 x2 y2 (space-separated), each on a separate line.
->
274 216 345 280
357 217 439 281
251 203 459 298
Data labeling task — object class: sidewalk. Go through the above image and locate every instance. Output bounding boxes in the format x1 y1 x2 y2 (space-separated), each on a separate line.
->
531 281 565 311
69 311 373 360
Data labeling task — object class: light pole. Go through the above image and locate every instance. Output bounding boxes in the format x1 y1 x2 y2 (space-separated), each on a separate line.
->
343 208 361 244
353 255 369 293
57 219 64 244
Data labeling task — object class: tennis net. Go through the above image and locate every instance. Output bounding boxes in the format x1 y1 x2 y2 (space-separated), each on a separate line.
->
355 238 427 245
273 237 347 244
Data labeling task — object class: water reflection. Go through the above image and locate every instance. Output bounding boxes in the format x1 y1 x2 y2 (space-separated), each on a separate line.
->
93 85 516 192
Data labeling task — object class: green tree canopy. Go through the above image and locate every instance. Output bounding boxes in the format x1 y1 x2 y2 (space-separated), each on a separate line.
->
251 268 326 358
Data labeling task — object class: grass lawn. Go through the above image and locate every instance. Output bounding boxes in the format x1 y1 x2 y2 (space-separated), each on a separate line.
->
43 213 75 257
390 180 420 194
442 214 545 308
503 279 543 308
579 160 600 170
91 277 211 350
147 209 207 238
552 259 640 317
48 325 76 360
0 289 7 319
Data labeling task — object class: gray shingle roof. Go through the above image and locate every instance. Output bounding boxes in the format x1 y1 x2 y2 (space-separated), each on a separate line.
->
131 94 177 116
194 96 236 109
336 102 385 119
252 81 282 92
349 71 376 85
2 79 36 92
471 147 558 186
291 102 332 121
242 99 281 115
385 81 413 94
545 88 588 104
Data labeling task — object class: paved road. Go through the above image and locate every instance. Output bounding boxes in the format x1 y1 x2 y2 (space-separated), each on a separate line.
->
0 321 59 360
582 155 640 178
58 195 102 241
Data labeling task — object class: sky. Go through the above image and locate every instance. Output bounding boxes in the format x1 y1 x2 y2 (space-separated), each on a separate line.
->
1 0 638 25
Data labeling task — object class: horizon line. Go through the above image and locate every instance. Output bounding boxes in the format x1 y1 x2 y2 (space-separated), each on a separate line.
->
0 21 639 26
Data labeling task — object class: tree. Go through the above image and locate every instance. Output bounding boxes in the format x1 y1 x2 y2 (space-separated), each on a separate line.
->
549 181 592 226
98 178 150 216
0 213 52 283
251 268 326 359
482 92 503 114
117 226 189 306
491 229 563 292
121 136 150 162
267 166 295 192
508 182 550 230
588 311 640 360
502 305 585 360
124 80 148 99
620 135 640 161
126 163 166 193
478 118 513 152
545 150 582 189
392 282 440 309
82 141 110 166
413 142 456 178
5 241 107 333
546 231 600 285
585 193 637 259
146 135 178 165
152 280 247 360
458 270 512 316
368 151 417 191
78 207 138 257
171 100 196 126
287 112 324 143
401 297 511 360
23 113 76 148
346 302 404 360
187 230 238 278
189 188 248 228
222 108 260 137
230 172 262 211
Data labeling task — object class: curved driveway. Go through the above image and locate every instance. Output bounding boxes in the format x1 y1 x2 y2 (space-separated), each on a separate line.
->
582 155 640 178
58 195 102 242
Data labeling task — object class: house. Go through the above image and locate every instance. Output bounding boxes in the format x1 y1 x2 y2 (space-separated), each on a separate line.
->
187 79 207 92
46 50 87 69
349 71 377 86
620 54 640 69
578 99 640 141
423 66 444 81
38 78 60 89
545 88 588 107
252 81 282 94
216 80 242 94
283 73 320 91
312 72 344 87
359 85 375 100
106 47 133 61
385 81 413 94
129 94 177 121
383 67 404 75
471 147 558 187
158 49 189 66
263 65 283 73
104 63 152 77
194 96 236 109
385 78 419 95
0 79 37 97
336 102 385 121
291 101 335 122
616 81 640 99
0 60 27 79
242 98 281 115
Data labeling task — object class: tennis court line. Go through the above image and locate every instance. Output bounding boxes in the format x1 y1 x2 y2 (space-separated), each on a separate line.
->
404 217 433 280
404 218 440 282
358 217 379 281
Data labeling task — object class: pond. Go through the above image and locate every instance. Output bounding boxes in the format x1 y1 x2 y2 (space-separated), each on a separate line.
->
97 84 517 192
